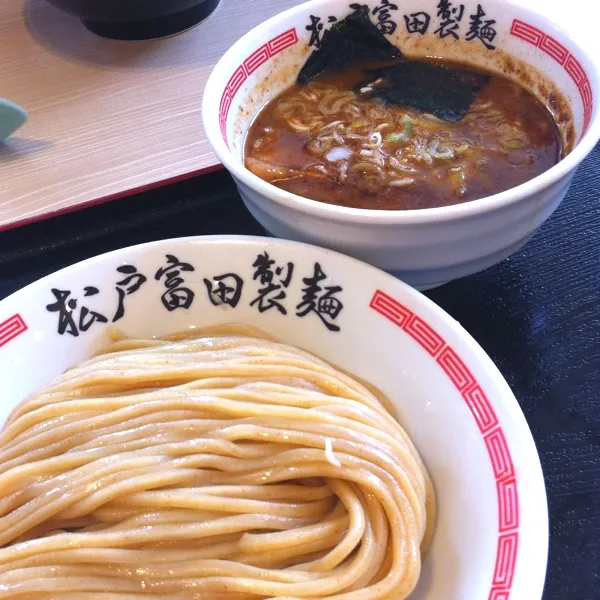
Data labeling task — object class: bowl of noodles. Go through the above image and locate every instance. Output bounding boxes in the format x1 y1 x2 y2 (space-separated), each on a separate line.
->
0 235 546 599
202 0 600 290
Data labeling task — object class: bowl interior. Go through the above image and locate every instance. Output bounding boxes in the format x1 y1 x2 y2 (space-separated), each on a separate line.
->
206 0 595 177
0 235 547 600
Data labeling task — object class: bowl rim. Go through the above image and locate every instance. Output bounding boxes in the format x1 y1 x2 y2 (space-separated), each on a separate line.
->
0 233 550 599
202 0 600 225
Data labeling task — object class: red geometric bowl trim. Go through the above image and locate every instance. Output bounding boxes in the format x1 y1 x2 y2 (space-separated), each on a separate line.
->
370 289 520 599
218 28 299 147
0 314 27 349
510 19 593 134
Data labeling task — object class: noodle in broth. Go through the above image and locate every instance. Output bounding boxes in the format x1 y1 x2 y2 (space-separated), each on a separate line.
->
245 60 562 210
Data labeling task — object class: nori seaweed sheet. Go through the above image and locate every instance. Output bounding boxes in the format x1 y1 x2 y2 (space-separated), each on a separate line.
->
296 7 490 121
356 61 491 121
297 5 401 85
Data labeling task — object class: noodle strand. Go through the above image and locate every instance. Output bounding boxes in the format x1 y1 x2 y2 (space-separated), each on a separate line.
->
0 325 435 599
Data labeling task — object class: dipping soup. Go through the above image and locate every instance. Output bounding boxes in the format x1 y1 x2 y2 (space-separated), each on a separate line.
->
244 60 562 210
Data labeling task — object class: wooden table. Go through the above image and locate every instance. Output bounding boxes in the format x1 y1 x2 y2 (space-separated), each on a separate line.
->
0 0 298 229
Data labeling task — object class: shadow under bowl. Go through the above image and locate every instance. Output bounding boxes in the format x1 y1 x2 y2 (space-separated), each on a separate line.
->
44 0 220 40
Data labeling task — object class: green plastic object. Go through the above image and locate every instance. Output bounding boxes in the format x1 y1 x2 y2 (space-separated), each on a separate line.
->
0 99 28 142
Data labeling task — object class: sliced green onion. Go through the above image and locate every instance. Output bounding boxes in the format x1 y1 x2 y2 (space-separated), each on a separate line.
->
384 116 414 144
384 132 407 143
503 138 525 150
401 114 414 138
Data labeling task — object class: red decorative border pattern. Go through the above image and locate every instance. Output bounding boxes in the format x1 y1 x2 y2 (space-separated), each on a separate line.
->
370 290 520 599
510 19 593 134
218 28 299 147
0 314 28 349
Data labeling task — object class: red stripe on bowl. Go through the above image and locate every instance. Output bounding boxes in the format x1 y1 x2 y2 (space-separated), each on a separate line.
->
510 20 544 46
540 35 569 65
463 383 499 433
370 289 520 599
405 313 446 356
511 19 594 135
0 314 28 348
218 28 299 144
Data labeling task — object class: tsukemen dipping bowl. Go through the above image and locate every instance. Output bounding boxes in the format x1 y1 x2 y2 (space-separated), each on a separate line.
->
202 0 600 290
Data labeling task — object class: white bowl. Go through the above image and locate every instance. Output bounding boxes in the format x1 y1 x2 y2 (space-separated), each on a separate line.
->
0 235 547 599
202 0 600 290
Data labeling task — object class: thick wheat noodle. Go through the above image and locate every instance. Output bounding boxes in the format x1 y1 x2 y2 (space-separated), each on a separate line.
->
0 324 435 599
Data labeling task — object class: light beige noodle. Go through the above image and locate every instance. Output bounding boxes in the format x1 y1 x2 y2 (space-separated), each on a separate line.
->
0 324 435 599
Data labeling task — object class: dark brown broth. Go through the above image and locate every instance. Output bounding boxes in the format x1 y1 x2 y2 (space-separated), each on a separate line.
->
244 60 562 210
